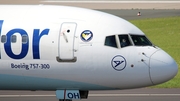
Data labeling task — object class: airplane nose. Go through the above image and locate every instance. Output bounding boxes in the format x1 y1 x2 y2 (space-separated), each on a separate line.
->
150 50 178 85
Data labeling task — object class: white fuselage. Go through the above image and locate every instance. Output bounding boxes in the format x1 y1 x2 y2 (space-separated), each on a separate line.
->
0 5 178 91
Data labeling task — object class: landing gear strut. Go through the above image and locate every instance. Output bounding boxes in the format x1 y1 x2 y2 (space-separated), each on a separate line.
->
59 99 72 101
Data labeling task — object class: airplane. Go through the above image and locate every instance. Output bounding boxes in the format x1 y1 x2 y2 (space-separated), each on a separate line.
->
0 5 178 101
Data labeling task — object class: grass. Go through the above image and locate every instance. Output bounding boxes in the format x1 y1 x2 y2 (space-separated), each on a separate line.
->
130 16 180 88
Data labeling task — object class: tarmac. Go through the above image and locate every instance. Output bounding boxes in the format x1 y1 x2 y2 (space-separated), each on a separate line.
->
0 88 180 101
0 0 180 101
0 0 180 20
1 0 180 9
97 9 180 20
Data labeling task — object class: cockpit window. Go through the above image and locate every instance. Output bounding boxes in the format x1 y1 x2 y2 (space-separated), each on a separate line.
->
131 35 153 46
104 35 117 48
104 34 153 49
118 35 132 48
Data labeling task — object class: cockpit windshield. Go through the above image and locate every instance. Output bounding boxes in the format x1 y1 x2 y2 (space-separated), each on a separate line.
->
104 34 153 48
104 35 118 48
119 35 132 48
131 35 153 46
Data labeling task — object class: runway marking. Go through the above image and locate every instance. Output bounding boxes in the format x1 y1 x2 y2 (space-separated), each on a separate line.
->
0 94 180 97
41 0 180 3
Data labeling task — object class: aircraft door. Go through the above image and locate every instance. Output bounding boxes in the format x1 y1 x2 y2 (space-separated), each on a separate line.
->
57 22 77 62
